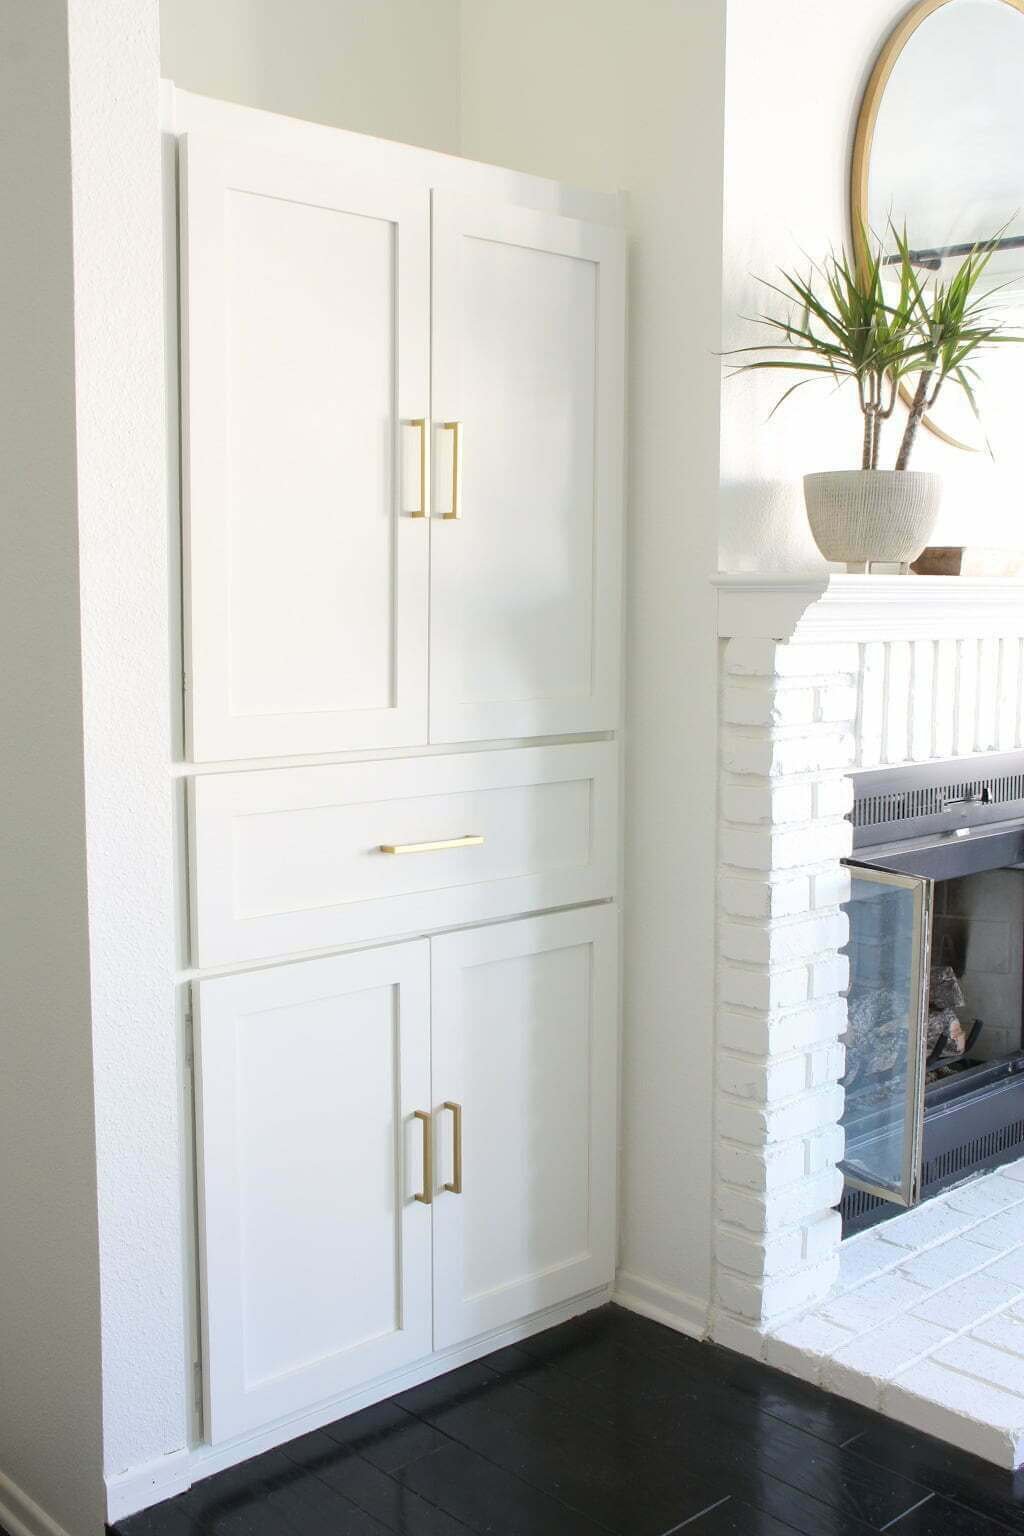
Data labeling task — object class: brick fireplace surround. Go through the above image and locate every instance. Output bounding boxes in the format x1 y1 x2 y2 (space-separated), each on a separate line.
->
712 573 1024 1467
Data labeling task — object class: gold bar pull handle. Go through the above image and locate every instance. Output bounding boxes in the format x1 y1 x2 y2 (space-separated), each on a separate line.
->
443 1101 463 1195
408 418 429 518
442 421 462 519
380 834 484 856
413 1109 432 1204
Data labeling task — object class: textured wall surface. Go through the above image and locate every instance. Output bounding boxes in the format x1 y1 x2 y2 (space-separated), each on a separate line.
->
0 4 106 1533
460 0 728 1332
67 0 190 1490
160 0 461 153
718 0 1024 572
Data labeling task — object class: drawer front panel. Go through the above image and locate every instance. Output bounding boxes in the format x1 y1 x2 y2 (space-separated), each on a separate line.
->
191 743 617 966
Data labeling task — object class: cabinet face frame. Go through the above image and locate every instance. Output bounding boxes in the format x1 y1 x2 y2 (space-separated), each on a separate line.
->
194 942 432 1443
428 906 618 1350
180 132 430 762
428 190 626 745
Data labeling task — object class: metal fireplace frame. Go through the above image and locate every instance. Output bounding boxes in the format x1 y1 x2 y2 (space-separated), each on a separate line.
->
842 750 1024 1232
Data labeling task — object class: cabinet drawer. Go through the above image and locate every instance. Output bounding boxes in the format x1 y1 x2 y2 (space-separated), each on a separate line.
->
190 743 617 966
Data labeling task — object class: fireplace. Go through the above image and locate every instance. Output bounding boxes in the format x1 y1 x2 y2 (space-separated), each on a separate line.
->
841 750 1024 1232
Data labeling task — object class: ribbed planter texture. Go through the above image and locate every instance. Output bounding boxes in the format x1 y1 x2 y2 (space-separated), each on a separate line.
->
803 470 942 572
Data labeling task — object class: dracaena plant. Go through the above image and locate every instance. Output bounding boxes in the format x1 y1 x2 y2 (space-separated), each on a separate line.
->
728 227 1015 470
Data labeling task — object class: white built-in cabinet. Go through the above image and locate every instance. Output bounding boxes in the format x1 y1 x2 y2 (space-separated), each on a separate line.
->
180 131 624 761
176 94 625 1459
197 907 616 1443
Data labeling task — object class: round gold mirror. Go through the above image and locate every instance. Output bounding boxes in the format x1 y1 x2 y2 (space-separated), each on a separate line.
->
852 0 1024 451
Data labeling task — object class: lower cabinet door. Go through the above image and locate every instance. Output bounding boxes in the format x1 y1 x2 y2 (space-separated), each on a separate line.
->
429 906 618 1350
196 942 432 1443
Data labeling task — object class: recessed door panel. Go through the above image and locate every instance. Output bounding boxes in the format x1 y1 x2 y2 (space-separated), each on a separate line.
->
430 907 617 1349
196 943 431 1441
181 133 429 760
430 192 625 742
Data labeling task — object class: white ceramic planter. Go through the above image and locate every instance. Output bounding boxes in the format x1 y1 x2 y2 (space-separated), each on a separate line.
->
803 470 942 572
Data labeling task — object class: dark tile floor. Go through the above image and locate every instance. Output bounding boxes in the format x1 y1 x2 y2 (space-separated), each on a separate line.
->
112 1304 1024 1536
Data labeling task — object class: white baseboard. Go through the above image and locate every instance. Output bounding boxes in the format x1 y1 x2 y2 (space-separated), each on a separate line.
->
0 1470 73 1536
612 1270 710 1339
106 1285 612 1523
707 1308 767 1360
105 1448 193 1526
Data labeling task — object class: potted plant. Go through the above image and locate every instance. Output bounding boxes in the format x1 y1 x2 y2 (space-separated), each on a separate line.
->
729 230 1014 570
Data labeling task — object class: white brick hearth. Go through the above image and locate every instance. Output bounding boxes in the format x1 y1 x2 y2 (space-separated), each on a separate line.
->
711 572 1024 1467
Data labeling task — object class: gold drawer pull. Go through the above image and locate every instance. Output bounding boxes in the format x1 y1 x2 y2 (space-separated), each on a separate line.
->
443 1101 463 1195
442 421 462 519
379 834 484 855
408 418 429 518
414 1109 432 1204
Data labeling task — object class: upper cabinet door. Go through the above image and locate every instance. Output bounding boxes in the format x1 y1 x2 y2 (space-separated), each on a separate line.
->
429 192 625 744
180 134 430 761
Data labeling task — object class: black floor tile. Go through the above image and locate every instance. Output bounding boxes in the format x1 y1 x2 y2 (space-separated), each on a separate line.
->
394 1441 612 1535
884 1493 1016 1534
110 1305 1024 1536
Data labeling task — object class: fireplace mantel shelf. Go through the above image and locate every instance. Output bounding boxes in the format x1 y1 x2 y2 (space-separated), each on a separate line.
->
714 572 1024 644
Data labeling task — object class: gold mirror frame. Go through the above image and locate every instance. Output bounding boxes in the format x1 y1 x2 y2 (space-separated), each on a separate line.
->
850 0 1024 451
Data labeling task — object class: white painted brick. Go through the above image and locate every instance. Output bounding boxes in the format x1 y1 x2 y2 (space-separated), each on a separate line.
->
818 1270 931 1333
718 963 809 1012
717 1085 844 1149
1000 1160 1024 1184
720 819 853 873
816 684 859 724
812 776 855 819
885 1361 1024 1467
718 1167 844 1235
718 1050 808 1105
945 1175 1024 1218
718 1255 839 1324
966 1208 1024 1253
721 779 814 826
822 1316 953 1408
810 951 850 998
722 637 856 680
718 1138 806 1194
805 1122 845 1174
897 1235 996 1289
981 1249 1024 1289
715 1224 805 1280
722 684 815 728
719 912 849 968
935 1335 1024 1398
911 1271 1021 1330
806 1041 845 1088
708 1312 766 1360
973 1313 1024 1359
803 1209 842 1265
838 1232 902 1289
875 1200 976 1252
719 872 810 919
811 865 852 910
718 997 847 1057
721 731 857 780
764 1313 855 1383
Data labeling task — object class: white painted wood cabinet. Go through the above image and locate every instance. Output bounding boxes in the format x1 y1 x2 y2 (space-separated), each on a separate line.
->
195 908 617 1443
180 131 624 761
174 93 625 1467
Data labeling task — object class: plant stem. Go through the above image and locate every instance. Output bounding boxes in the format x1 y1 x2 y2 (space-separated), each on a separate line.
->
861 405 875 470
896 370 932 470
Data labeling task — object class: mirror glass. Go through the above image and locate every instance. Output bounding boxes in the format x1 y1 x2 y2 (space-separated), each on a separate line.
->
859 0 1024 450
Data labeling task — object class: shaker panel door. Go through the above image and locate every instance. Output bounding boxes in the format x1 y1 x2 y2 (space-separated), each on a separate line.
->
181 133 430 760
430 907 617 1349
196 943 432 1441
429 192 625 742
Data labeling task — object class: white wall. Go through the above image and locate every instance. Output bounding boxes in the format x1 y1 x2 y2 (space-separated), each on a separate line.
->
0 4 106 1532
460 0 728 1328
160 0 461 152
719 0 1024 572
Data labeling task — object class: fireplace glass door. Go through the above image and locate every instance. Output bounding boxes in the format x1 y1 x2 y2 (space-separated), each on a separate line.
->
841 867 932 1207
